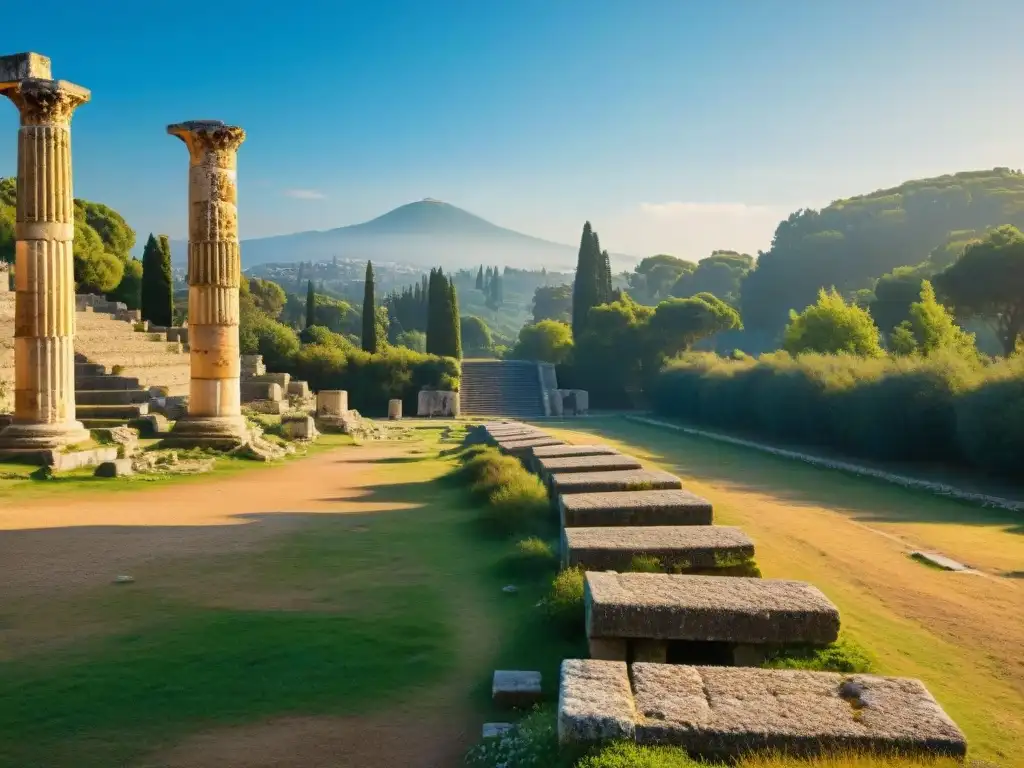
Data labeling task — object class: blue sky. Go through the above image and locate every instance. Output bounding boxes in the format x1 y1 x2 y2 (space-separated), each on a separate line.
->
3 0 1024 259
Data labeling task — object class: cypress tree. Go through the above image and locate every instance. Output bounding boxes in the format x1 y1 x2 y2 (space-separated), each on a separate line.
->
361 260 378 353
475 265 484 290
141 233 173 327
572 221 599 339
426 269 439 355
449 279 462 359
305 280 316 328
599 249 613 304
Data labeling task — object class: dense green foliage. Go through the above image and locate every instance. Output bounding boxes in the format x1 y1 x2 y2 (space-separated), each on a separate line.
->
933 224 1024 355
510 319 574 365
670 250 752 307
626 254 696 305
651 350 1024 479
305 280 315 328
532 283 572 323
460 315 493 357
107 257 142 310
783 289 884 357
741 168 1024 333
248 278 286 319
361 261 378 353
140 234 173 326
426 268 461 358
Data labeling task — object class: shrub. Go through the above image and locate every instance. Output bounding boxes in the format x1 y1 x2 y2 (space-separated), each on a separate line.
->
501 537 558 579
629 554 662 573
541 567 585 636
650 349 1024 479
485 473 549 534
464 708 575 768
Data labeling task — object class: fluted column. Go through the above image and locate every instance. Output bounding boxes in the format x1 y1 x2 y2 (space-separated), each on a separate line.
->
0 78 90 451
164 120 249 448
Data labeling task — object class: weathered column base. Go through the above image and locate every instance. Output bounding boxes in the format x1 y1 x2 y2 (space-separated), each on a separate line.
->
0 420 91 458
161 415 250 451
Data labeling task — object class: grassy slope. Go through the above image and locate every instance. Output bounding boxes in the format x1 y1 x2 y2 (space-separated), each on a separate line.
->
0 429 572 767
542 417 1023 765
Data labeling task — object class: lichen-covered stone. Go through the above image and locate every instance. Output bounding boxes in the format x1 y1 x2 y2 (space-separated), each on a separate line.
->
530 444 619 465
538 454 644 482
563 526 753 571
558 660 968 758
551 469 683 496
497 436 563 459
557 659 636 745
584 572 840 645
492 670 543 708
560 489 712 528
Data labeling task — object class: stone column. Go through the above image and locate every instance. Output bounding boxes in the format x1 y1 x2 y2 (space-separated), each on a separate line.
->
165 120 249 448
0 76 91 452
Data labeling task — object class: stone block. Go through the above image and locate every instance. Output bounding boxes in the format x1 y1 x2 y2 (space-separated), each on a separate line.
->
492 670 543 709
551 470 683 497
538 454 644 485
48 446 118 471
558 389 589 416
557 660 635 745
531 444 619 463
282 414 318 441
240 381 283 403
563 525 753 571
558 660 967 758
245 399 287 415
287 380 310 398
94 459 134 478
317 390 348 417
250 372 290 390
560 489 713 528
546 388 563 417
496 437 563 460
584 572 840 647
417 389 460 417
482 723 514 739
240 354 266 377
0 52 52 83
132 413 170 436
388 399 402 420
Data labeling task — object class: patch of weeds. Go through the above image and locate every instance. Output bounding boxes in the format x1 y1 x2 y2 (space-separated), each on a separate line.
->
625 480 656 491
540 567 585 638
577 741 710 768
667 553 761 578
629 554 663 573
484 473 549 535
763 635 874 674
500 537 558 580
464 707 578 768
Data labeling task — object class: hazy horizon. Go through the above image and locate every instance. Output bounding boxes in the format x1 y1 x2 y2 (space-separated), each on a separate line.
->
3 0 1024 261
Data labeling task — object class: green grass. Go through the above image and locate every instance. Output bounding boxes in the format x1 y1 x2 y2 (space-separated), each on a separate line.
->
763 635 875 674
0 433 354 500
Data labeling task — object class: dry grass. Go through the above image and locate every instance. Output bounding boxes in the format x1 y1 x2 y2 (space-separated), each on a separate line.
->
543 418 1023 765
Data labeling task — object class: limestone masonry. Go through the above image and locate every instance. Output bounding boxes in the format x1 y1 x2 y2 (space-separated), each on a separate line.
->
562 525 754 571
559 488 713 528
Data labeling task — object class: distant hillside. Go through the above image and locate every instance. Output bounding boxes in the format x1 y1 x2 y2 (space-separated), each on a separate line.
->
160 199 636 273
741 167 1024 331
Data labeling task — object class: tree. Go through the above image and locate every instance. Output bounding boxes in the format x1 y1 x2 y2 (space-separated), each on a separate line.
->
486 272 504 309
395 330 426 353
599 249 613 304
509 320 573 365
305 280 316 328
0 203 15 265
532 283 572 323
297 262 305 290
671 251 753 306
628 254 696 304
646 293 742 358
140 233 173 325
475 266 484 290
75 199 135 261
867 267 926 338
461 315 492 356
572 221 604 339
890 281 977 358
248 278 286 318
107 257 143 310
362 260 378 353
933 224 1024 355
783 288 884 357
449 279 462 359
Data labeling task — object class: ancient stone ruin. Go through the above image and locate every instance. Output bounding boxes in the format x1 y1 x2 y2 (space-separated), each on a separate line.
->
472 420 968 760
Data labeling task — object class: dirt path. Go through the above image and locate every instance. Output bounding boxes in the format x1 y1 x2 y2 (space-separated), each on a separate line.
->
0 441 492 768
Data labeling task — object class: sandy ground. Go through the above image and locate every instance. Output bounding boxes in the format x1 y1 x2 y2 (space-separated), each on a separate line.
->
0 442 483 768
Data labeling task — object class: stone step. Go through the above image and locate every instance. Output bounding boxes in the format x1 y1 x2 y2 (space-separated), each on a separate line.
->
75 328 165 341
80 417 137 429
561 525 753 572
76 375 143 390
79 352 188 368
76 342 184 356
557 660 967 758
538 454 645 486
584 572 840 664
75 389 150 405
76 403 149 420
559 489 713 528
551 469 683 497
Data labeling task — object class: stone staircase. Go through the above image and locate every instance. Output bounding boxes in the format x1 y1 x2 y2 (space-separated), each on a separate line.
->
459 359 547 418
0 292 191 428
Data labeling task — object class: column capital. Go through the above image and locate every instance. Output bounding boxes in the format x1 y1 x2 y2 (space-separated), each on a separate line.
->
0 78 90 126
167 120 246 164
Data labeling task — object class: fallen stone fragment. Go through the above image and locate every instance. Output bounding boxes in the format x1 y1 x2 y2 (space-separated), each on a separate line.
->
557 659 968 759
563 525 753 571
910 551 972 572
560 489 712 528
492 670 543 708
93 459 135 478
551 469 682 496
